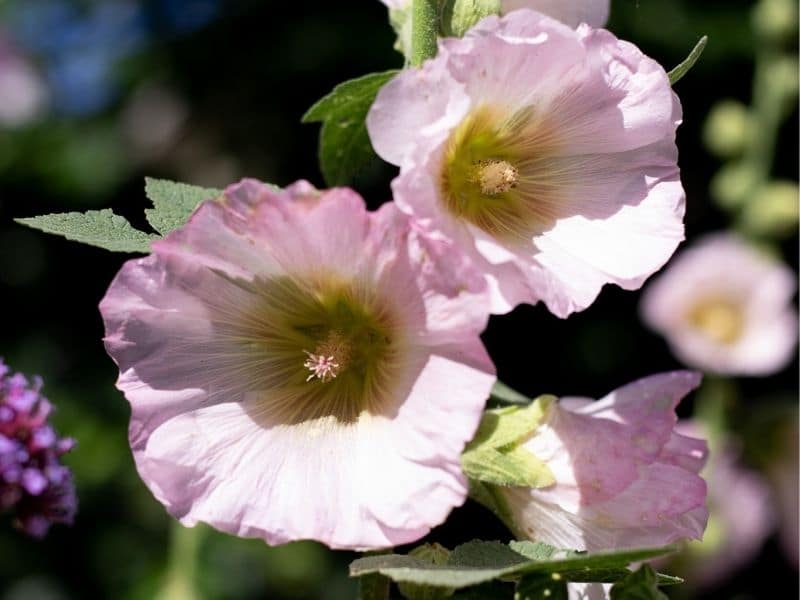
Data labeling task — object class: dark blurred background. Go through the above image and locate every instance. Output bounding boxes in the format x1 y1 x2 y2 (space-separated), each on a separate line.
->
0 0 796 598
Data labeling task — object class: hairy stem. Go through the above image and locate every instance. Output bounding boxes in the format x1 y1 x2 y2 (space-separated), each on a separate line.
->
411 0 439 66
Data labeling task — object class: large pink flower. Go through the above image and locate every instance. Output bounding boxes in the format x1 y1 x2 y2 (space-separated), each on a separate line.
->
368 10 685 316
502 0 609 28
99 179 496 550
641 233 798 376
499 372 708 551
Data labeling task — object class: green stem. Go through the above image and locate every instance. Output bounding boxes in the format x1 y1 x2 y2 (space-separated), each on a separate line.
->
158 522 203 600
744 47 781 188
411 0 439 66
735 25 795 238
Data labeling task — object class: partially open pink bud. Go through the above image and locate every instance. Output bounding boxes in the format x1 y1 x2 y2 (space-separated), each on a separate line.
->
498 372 708 551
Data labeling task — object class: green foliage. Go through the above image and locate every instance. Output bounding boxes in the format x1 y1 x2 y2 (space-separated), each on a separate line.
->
144 178 221 236
399 545 456 599
15 179 231 253
668 36 708 85
462 446 554 488
350 541 679 595
440 0 500 37
489 381 532 405
467 399 553 450
302 71 399 186
451 581 510 599
461 397 556 488
15 209 156 253
610 565 669 600
358 572 391 600
515 574 568 600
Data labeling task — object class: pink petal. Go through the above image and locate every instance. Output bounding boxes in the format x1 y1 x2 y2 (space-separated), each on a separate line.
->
502 1 610 28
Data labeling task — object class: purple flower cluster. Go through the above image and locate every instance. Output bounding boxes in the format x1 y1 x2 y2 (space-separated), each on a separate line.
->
0 360 76 538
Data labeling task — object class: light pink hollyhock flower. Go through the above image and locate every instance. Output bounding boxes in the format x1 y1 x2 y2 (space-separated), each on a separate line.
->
99 179 496 550
368 10 685 316
641 233 798 376
499 372 708 551
769 418 798 569
670 425 774 588
502 0 609 28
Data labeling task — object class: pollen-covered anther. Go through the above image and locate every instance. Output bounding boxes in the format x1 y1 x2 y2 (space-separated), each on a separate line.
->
473 159 518 196
303 331 353 383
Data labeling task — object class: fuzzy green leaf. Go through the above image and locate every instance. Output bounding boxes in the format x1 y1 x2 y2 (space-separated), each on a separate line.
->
15 210 156 253
448 541 530 568
507 543 678 574
350 542 679 591
302 71 399 186
610 565 669 600
668 36 708 85
398 544 456 600
144 178 221 236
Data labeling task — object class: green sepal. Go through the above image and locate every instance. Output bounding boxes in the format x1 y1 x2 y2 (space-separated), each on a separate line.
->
462 397 556 488
440 0 501 37
668 36 708 85
489 381 532 406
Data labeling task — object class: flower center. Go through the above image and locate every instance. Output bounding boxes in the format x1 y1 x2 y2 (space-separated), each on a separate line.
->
439 104 562 243
687 299 744 345
303 331 353 382
216 275 401 425
472 159 519 195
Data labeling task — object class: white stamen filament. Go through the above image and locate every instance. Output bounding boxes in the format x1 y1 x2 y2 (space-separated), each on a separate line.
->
303 331 352 383
303 351 341 382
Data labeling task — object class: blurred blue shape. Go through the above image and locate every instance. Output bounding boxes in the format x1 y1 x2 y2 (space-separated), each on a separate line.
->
4 0 222 117
6 0 148 116
159 0 220 34
46 49 117 116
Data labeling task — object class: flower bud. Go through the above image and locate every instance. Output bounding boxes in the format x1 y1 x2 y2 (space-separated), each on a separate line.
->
703 100 752 158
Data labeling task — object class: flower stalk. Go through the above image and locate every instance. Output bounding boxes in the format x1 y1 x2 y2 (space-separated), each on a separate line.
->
157 522 203 600
411 0 439 66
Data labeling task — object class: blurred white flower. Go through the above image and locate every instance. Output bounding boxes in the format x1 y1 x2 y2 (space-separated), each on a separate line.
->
641 233 798 375
0 38 48 127
121 83 188 157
